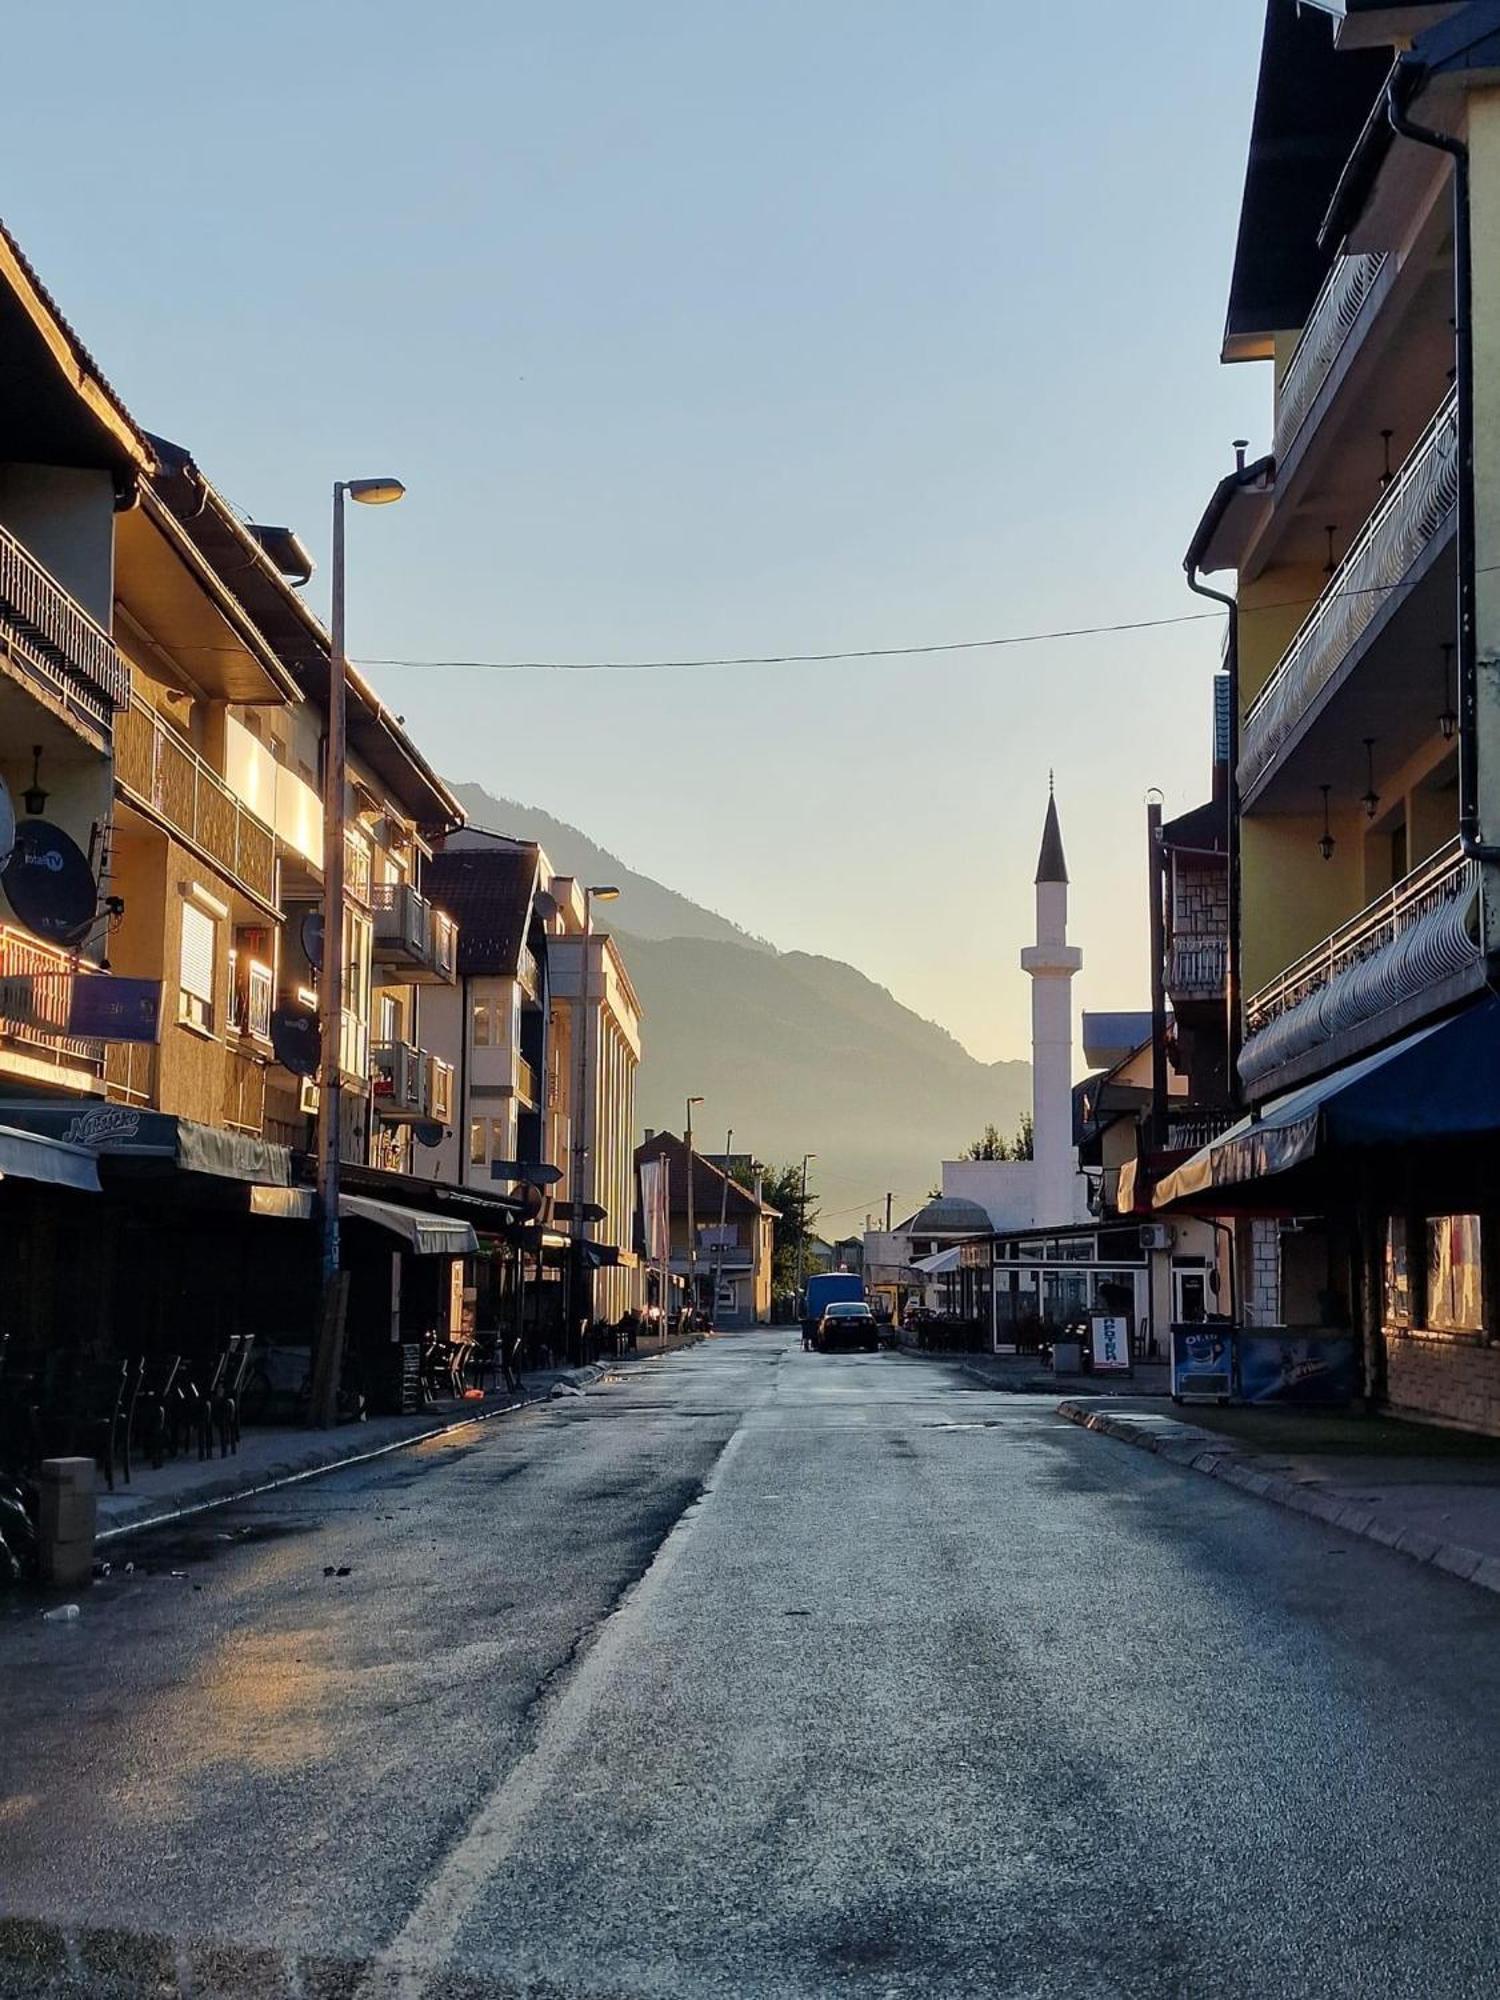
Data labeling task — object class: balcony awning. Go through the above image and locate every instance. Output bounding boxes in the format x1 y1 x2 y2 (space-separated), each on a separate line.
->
1155 999 1500 1211
0 1124 100 1194
340 1194 478 1257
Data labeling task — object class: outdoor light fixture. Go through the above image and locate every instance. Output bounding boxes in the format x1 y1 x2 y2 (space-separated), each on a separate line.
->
345 477 406 506
1380 429 1394 490
1440 642 1458 742
1318 785 1336 863
1324 525 1339 575
22 744 46 817
1361 738 1380 821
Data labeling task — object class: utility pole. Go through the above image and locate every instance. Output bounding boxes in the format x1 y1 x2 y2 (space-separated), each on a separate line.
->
885 1191 893 1233
312 475 404 1428
685 1095 703 1324
710 1125 733 1327
658 1148 670 1343
797 1151 816 1323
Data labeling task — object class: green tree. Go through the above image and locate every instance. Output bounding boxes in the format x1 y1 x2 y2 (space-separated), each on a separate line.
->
1011 1112 1034 1161
756 1161 821 1303
962 1123 1010 1161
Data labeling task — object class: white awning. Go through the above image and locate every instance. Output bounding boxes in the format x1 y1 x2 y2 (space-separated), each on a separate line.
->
912 1246 963 1276
340 1194 479 1257
0 1124 100 1195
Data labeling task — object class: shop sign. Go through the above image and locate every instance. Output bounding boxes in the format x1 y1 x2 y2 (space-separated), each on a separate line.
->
1089 1314 1132 1374
67 975 162 1044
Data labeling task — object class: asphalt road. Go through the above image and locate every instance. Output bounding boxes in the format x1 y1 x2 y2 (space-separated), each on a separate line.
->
4 1330 1500 1999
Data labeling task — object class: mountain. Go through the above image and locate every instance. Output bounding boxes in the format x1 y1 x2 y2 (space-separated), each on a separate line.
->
448 784 1030 1217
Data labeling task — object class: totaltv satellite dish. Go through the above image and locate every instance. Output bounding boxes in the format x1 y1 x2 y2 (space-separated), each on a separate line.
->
270 1005 320 1078
412 1120 443 1150
0 778 14 873
299 909 325 972
1 818 96 946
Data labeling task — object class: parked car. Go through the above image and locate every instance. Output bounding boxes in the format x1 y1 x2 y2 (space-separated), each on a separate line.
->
815 1301 880 1353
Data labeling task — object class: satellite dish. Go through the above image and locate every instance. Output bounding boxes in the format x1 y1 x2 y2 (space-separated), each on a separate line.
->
533 891 559 921
299 909 325 971
413 1120 443 1149
270 1005 320 1078
1 819 96 946
0 778 14 873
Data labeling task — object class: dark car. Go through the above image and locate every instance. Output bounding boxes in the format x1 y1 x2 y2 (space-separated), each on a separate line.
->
815 1301 879 1353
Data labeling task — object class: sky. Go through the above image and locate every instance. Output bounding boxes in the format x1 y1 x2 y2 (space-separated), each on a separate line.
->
7 1 1268 1062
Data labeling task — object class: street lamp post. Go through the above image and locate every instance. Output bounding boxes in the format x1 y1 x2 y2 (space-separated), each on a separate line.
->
797 1152 816 1326
685 1095 704 1325
710 1125 733 1328
571 884 619 1361
313 475 404 1428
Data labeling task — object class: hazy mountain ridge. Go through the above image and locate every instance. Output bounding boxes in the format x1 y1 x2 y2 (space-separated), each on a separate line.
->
449 784 1030 1205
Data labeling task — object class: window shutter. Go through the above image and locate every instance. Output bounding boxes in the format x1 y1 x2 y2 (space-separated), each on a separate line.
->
180 903 216 1004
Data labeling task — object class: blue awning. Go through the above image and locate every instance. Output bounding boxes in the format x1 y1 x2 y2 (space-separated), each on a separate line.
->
1156 999 1500 1208
0 1124 100 1194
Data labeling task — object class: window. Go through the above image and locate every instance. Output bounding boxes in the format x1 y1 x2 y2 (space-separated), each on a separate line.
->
472 999 491 1047
1383 1217 1411 1328
377 992 401 1043
469 1120 485 1166
179 901 217 1032
489 1119 507 1160
1426 1215 1484 1334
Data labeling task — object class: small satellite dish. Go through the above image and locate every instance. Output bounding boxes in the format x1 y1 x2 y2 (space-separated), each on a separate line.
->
413 1120 443 1149
0 778 14 872
533 891 559 921
1 819 96 946
299 909 325 971
270 1005 320 1078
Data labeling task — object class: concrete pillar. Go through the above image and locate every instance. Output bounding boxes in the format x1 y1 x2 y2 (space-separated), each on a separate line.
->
37 1458 96 1589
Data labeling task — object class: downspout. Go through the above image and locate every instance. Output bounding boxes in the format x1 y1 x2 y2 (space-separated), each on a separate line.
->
1183 562 1243 1099
1389 68 1500 867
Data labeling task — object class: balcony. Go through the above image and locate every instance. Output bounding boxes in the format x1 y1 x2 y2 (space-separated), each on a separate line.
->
371 1042 455 1129
515 1054 538 1108
426 1053 454 1127
517 944 541 1002
104 1039 156 1107
1240 838 1480 1092
1272 253 1388 469
0 927 104 1084
0 521 129 738
1240 390 1458 796
1166 1111 1238 1154
115 696 278 911
1166 934 1229 1003
370 882 459 984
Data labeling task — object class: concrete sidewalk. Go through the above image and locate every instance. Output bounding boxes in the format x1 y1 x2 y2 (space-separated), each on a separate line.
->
1060 1396 1500 1596
895 1343 1170 1398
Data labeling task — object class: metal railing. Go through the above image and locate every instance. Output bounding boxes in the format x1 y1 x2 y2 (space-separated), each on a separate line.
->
369 881 459 983
115 695 278 907
430 908 458 980
427 1054 454 1126
104 1039 156 1105
0 927 103 1071
1241 389 1459 791
1273 253 1387 465
0 520 129 732
1166 933 1229 998
515 1054 538 1106
1166 1112 1238 1153
1242 838 1480 1083
517 944 541 999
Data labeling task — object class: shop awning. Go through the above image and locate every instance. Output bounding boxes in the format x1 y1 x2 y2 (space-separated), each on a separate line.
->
249 1186 315 1220
0 1102 290 1185
0 1124 100 1194
340 1194 479 1257
1155 1001 1500 1210
912 1246 963 1276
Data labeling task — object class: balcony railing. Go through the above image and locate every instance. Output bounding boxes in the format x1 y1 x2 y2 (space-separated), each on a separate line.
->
115 696 278 909
370 882 459 984
104 1039 156 1106
517 944 541 1001
515 1054 538 1107
1166 934 1229 1000
0 927 104 1074
1241 838 1480 1087
1273 253 1387 466
1241 389 1459 792
1166 1111 1238 1154
0 520 129 734
427 1054 454 1127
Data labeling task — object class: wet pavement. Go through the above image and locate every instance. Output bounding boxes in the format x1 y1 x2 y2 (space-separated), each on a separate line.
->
3 1330 1500 1996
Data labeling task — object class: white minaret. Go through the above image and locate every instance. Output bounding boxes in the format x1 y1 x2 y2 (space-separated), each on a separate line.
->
1019 781 1083 1226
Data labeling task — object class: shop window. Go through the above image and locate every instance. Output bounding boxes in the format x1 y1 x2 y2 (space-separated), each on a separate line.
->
1426 1215 1484 1334
179 901 217 1032
1383 1217 1411 1328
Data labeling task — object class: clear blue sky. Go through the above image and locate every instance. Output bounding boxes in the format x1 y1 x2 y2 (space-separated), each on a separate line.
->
8 1 1267 1060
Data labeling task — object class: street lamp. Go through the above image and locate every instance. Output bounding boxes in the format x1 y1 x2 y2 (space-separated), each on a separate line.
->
571 884 619 1360
797 1152 816 1325
314 475 404 1427
685 1095 704 1324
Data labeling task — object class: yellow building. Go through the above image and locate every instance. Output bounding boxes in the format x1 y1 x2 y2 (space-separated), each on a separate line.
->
1171 0 1500 1430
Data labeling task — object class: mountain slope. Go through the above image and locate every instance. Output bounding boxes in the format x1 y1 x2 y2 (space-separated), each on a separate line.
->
449 784 1029 1212
448 784 769 950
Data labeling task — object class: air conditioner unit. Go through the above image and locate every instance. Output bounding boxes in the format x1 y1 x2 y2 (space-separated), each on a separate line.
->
1139 1223 1175 1251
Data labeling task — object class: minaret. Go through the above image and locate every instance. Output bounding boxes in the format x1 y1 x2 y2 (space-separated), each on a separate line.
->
1020 780 1083 1226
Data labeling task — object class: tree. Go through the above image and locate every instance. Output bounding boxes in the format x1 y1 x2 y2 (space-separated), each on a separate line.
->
962 1123 1010 1161
1012 1113 1034 1161
757 1161 821 1303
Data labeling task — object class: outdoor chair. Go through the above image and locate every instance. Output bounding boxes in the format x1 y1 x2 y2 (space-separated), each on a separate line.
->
211 1335 253 1457
191 1347 230 1462
132 1354 182 1471
47 1359 129 1494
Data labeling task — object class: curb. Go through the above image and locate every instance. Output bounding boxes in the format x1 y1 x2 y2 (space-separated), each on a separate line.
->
1057 1399 1500 1599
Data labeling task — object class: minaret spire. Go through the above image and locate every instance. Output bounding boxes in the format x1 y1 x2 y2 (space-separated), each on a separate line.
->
1020 786 1083 1225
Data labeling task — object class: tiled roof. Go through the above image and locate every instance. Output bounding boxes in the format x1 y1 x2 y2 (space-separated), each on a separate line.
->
426 845 539 977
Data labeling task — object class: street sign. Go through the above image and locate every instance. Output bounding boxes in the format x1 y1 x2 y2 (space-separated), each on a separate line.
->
1089 1314 1133 1374
67 974 161 1043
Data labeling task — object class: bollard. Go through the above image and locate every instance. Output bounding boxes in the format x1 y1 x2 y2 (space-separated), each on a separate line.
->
37 1457 96 1589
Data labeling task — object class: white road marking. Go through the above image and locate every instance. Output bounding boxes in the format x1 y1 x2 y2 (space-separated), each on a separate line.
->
354 1422 750 2000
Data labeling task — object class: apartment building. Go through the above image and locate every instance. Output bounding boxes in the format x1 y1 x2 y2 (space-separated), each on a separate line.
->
1165 0 1500 1430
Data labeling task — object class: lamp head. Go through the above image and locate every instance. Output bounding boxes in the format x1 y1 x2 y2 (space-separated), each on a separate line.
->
346 478 406 506
587 884 621 901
